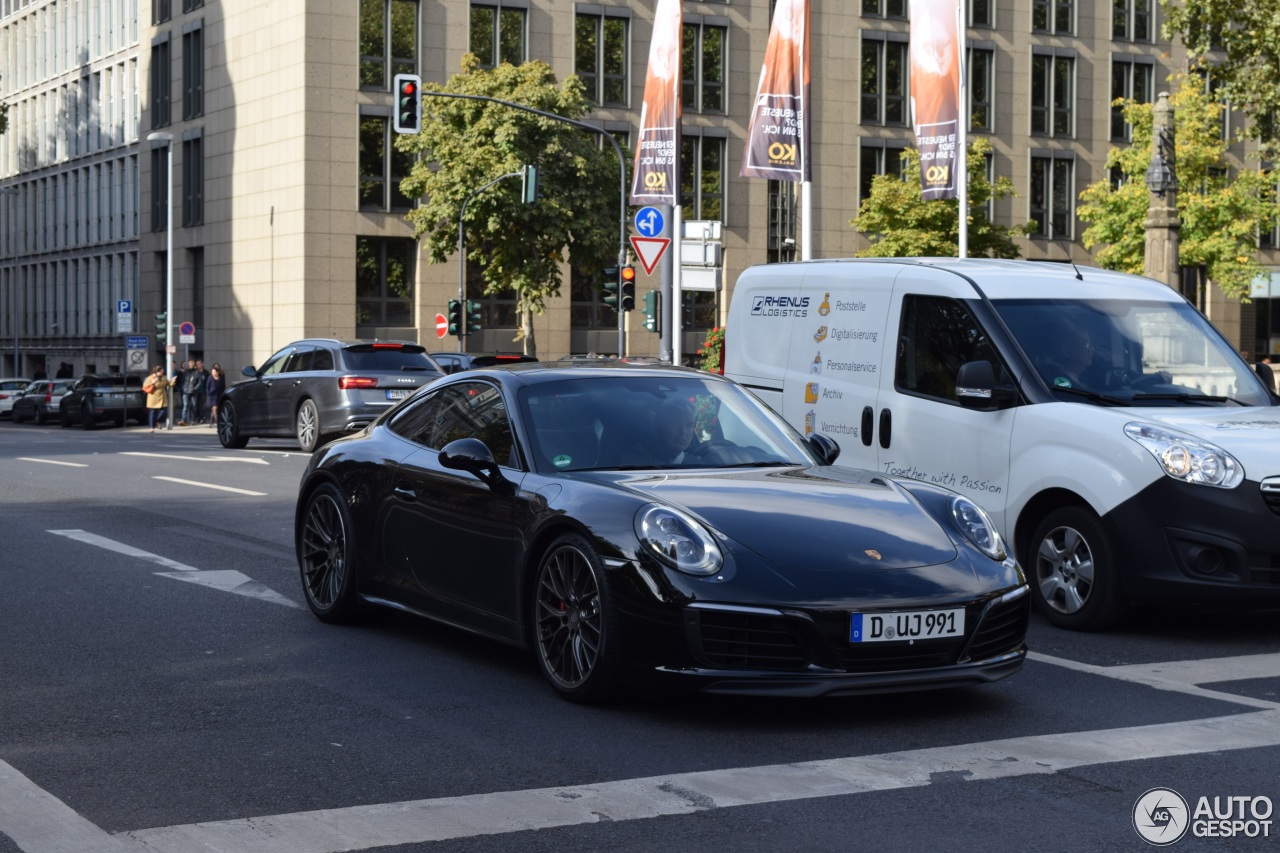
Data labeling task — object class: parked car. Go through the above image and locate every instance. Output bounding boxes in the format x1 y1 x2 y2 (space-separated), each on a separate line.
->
58 373 148 429
295 360 1029 704
218 339 445 452
0 378 32 419
11 380 75 425
430 352 538 374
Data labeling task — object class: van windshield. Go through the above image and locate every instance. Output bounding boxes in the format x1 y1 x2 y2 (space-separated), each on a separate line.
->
991 297 1272 407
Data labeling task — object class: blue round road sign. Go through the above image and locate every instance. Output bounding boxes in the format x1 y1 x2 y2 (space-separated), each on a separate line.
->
634 206 665 238
179 322 195 336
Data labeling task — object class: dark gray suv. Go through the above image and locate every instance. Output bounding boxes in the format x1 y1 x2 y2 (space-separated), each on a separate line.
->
217 339 443 452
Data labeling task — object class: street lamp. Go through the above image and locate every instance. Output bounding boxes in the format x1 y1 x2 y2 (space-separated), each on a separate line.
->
147 131 176 430
1143 92 1181 289
0 186 17 376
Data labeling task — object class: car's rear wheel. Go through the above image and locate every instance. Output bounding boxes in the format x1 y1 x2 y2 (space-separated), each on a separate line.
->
33 407 46 425
217 401 248 448
1027 506 1128 631
532 534 622 704
80 401 96 430
298 482 360 623
296 399 321 453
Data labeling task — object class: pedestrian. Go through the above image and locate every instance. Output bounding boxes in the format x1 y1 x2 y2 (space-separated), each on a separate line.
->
178 359 201 425
205 363 225 429
1256 353 1276 394
143 365 170 432
191 359 209 423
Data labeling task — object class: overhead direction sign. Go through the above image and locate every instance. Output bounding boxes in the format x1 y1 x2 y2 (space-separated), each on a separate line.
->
630 236 671 276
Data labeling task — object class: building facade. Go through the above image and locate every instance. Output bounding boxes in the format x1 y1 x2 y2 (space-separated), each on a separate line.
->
1 0 1276 377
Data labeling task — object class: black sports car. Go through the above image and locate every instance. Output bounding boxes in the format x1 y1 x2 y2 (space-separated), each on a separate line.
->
295 361 1029 703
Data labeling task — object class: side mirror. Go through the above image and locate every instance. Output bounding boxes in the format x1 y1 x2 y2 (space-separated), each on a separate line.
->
955 360 1016 410
242 365 257 378
807 433 841 466
439 437 514 494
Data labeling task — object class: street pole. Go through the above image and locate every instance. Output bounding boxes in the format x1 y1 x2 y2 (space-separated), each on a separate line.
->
148 132 176 430
1143 92 1181 290
458 169 524 353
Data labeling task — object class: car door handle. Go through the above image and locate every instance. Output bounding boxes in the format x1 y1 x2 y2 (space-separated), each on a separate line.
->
878 408 892 449
393 486 417 500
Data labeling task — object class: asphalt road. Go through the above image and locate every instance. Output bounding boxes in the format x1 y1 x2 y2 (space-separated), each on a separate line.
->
2 419 1278 852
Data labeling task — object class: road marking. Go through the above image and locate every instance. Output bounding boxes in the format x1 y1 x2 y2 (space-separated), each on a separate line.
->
0 760 138 853
1029 651 1280 710
115 708 1280 853
120 451 270 465
49 530 199 572
16 457 89 468
151 476 267 496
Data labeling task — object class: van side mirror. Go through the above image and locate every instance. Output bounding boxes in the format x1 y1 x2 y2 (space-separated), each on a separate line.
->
955 361 1016 410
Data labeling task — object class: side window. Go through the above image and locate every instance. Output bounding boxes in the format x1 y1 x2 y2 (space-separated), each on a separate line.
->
389 382 518 467
284 348 314 373
895 295 1002 402
312 349 335 371
258 348 293 377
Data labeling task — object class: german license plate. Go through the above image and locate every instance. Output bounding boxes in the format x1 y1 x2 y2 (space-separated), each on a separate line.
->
385 389 411 400
850 609 965 643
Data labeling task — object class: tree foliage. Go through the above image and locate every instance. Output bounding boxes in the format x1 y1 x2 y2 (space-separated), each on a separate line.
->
1077 75 1279 299
398 56 623 347
1162 0 1280 158
851 137 1032 258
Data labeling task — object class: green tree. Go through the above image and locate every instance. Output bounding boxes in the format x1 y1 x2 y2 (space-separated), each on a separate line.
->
1077 75 1279 299
851 137 1032 257
1162 0 1280 158
399 57 622 355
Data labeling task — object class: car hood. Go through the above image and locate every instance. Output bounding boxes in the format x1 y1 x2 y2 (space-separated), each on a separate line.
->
1121 407 1280 478
602 466 960 572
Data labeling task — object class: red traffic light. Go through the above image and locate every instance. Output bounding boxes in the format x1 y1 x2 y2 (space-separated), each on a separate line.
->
401 80 416 95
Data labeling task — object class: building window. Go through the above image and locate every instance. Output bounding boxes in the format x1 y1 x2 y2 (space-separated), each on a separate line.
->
861 36 908 127
150 147 167 232
1030 154 1074 238
152 0 171 25
182 27 203 120
359 116 414 211
971 0 995 27
575 11 629 107
768 180 798 263
682 22 726 114
1112 0 1152 42
470 3 526 69
1032 0 1073 35
356 237 415 329
680 136 725 222
862 0 907 19
1031 52 1074 137
359 0 418 89
149 39 171 129
859 141 907 203
969 48 994 132
182 136 202 226
182 0 203 11
1111 58 1154 141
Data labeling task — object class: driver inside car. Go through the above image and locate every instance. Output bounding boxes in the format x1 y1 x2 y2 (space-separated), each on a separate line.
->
621 399 698 467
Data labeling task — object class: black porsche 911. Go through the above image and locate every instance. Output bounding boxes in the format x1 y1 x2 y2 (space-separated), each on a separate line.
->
294 360 1029 703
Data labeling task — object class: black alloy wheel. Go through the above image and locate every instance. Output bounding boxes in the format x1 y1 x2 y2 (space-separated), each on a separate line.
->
296 399 321 453
217 401 248 449
532 534 622 704
298 483 360 623
1027 505 1128 631
81 400 96 430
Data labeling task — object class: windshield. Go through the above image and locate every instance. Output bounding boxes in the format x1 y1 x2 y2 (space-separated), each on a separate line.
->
519 375 819 472
992 297 1271 407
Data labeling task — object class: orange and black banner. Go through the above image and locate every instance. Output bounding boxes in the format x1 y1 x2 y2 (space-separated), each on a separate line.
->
630 0 682 205
909 0 961 200
741 0 810 182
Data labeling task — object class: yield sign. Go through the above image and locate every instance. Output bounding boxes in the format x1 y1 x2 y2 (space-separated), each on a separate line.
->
435 313 448 339
630 236 671 275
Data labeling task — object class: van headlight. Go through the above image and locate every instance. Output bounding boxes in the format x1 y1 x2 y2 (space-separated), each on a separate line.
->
635 504 723 576
949 496 1006 561
1124 422 1244 488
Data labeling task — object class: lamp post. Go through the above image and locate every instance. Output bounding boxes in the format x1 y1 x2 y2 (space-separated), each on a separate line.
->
0 186 17 376
147 131 175 430
1144 92 1181 289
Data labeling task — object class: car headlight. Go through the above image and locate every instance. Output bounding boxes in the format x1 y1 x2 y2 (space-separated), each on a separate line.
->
949 495 1006 561
635 504 723 577
1124 422 1243 488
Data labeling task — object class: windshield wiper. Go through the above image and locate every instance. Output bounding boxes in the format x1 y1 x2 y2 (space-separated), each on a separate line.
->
1131 392 1245 406
1050 386 1131 406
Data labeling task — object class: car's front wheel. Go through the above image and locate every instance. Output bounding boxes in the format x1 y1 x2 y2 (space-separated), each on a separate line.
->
532 534 622 704
81 401 96 430
296 399 321 453
217 401 248 449
1027 506 1128 631
298 482 360 623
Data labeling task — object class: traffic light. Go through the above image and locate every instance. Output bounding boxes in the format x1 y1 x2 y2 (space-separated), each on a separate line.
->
522 165 539 204
154 312 168 345
392 73 422 134
447 299 462 336
601 266 620 311
465 299 483 335
643 290 660 333
620 264 636 312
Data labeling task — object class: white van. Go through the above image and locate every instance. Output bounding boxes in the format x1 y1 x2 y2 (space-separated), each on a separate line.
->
725 257 1280 630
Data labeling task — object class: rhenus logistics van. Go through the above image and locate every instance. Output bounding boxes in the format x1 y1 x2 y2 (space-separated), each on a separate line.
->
725 258 1280 630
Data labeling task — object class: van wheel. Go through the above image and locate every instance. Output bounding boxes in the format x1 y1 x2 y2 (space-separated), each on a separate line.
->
1027 506 1128 631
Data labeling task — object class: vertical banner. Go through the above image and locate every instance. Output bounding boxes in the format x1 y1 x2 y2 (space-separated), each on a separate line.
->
741 0 810 181
630 0 682 205
909 0 961 200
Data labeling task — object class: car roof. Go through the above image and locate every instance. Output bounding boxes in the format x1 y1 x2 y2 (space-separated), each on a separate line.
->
458 358 720 387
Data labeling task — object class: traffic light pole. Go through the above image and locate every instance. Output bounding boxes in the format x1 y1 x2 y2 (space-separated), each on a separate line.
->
421 91 630 354
458 168 524 352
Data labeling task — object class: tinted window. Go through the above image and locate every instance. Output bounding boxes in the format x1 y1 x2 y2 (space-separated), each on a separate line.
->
895 295 1002 402
312 349 335 371
390 381 517 466
342 344 438 372
284 348 314 373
